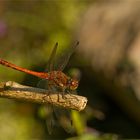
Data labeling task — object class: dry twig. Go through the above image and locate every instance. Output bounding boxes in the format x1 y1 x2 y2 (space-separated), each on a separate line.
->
0 81 87 111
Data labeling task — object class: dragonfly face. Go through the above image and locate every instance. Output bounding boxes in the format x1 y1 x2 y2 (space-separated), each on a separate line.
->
67 77 79 90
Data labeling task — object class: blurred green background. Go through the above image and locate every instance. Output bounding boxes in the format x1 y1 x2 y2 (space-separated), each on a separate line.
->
0 1 140 140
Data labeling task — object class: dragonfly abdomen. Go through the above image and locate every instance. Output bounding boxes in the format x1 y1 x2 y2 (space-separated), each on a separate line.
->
0 59 49 79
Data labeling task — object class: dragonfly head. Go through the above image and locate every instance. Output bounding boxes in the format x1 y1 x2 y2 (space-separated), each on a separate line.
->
68 78 79 90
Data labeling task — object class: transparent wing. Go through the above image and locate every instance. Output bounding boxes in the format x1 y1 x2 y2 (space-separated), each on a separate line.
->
53 106 74 133
37 79 48 89
45 105 56 134
37 43 58 134
57 41 79 71
47 42 58 71
37 80 57 134
37 43 58 88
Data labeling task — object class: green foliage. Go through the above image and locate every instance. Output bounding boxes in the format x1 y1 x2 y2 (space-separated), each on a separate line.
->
71 110 85 135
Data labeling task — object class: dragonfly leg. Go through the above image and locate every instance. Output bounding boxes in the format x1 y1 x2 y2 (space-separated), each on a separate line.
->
65 89 79 101
48 81 62 103
61 87 69 100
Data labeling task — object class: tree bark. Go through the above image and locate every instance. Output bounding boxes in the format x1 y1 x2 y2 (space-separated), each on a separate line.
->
0 81 87 111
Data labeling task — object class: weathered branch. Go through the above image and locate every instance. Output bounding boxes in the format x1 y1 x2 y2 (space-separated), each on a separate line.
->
0 81 87 111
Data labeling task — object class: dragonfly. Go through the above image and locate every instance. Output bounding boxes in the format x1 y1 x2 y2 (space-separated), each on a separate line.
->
0 41 79 134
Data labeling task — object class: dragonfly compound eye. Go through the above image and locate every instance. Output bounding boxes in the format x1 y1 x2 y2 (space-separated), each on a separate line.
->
69 79 79 90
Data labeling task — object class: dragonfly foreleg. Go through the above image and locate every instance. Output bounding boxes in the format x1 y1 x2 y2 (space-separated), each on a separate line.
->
65 89 79 101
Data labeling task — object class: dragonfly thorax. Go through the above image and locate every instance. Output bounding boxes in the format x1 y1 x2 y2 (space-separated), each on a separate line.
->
48 71 78 91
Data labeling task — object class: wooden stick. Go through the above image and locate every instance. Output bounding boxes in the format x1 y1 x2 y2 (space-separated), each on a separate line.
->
0 81 87 111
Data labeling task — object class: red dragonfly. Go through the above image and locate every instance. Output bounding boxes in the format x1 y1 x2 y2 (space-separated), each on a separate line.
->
0 42 79 134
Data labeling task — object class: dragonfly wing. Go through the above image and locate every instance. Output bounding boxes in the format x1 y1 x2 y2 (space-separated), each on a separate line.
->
53 106 74 133
37 79 57 134
45 42 58 72
46 116 54 134
37 42 58 93
45 105 56 134
38 83 57 134
37 79 48 89
57 41 79 71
